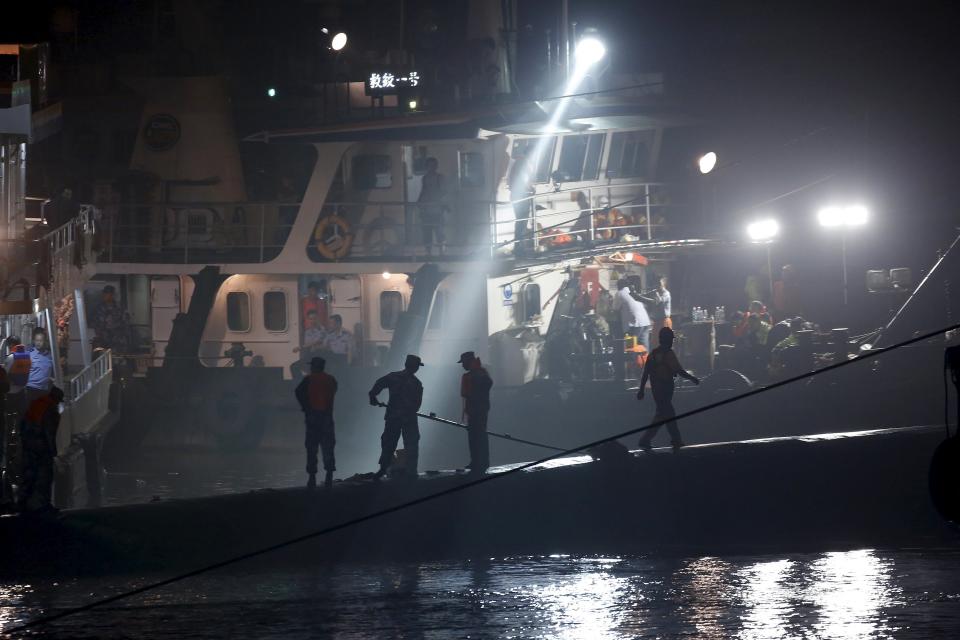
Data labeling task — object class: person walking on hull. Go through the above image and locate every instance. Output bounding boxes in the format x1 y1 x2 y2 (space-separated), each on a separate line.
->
637 327 699 452
369 355 425 480
294 357 338 489
458 351 493 475
17 386 64 514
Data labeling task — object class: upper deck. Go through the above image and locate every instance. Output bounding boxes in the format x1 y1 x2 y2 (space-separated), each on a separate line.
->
95 97 710 276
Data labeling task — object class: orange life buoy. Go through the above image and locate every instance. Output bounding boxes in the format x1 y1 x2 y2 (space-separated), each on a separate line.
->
314 214 354 261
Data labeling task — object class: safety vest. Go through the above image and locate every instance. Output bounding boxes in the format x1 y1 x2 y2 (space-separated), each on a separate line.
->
9 351 30 388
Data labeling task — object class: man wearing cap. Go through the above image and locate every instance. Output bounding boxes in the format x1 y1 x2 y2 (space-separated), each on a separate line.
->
294 357 338 489
369 354 425 480
458 351 493 475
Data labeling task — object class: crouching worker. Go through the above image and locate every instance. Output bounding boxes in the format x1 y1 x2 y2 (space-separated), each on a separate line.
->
294 357 338 489
17 386 64 514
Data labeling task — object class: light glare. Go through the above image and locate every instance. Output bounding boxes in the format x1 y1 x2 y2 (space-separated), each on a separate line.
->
747 218 780 242
331 32 348 51
575 37 606 67
266 87 276 98
818 205 869 228
698 152 718 174
382 271 392 280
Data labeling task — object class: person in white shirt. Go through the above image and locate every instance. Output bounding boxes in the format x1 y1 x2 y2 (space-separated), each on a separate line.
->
616 278 652 351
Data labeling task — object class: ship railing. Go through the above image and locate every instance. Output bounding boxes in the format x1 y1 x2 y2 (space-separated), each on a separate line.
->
68 348 112 403
97 183 683 263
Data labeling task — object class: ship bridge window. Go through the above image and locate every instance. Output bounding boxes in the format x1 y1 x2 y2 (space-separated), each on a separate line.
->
427 290 447 330
521 283 541 323
226 292 251 332
263 291 287 332
380 290 404 330
606 131 654 179
557 134 604 182
458 152 485 188
511 137 557 184
351 154 393 189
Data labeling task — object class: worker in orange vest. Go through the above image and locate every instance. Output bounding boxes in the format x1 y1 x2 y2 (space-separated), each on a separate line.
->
294 357 338 489
17 386 64 513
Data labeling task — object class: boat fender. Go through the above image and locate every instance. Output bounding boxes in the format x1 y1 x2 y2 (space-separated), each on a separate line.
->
314 215 354 261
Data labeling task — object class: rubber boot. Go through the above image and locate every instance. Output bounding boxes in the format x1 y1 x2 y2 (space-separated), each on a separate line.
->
306 473 317 489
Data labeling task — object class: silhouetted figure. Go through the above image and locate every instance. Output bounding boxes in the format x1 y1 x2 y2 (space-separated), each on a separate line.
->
294 357 338 489
92 285 130 353
370 354 424 480
17 386 64 513
637 327 699 452
459 351 493 475
418 157 446 252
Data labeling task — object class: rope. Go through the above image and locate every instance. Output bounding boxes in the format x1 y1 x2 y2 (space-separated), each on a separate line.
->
399 405 566 453
6 320 960 635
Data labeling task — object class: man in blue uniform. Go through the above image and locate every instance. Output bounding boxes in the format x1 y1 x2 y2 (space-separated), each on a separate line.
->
369 354 425 480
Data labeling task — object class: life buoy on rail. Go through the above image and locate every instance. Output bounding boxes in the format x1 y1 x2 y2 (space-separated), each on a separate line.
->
314 214 354 261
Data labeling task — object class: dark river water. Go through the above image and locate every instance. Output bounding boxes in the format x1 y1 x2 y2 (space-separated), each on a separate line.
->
4 549 960 638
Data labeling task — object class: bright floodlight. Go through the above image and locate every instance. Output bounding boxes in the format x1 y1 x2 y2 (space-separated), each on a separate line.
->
266 87 276 98
575 37 606 67
331 32 348 51
818 205 868 228
382 271 392 280
698 152 718 174
747 218 780 242
844 204 869 226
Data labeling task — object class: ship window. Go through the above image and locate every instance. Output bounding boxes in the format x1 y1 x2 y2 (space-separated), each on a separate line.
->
226 292 250 332
458 152 485 188
606 131 653 179
511 137 556 183
352 154 393 189
427 290 447 330
557 134 604 182
521 283 541 323
263 291 287 332
380 290 404 330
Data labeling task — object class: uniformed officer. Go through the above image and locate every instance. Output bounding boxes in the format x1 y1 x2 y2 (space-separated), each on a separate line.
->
294 357 338 489
458 351 493 475
369 354 424 480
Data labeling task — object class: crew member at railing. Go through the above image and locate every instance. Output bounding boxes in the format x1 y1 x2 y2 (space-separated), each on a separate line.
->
508 154 535 257
92 285 130 353
418 158 447 254
44 186 79 229
26 328 55 406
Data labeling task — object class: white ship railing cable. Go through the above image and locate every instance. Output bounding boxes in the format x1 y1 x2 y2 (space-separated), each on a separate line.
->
5 321 959 635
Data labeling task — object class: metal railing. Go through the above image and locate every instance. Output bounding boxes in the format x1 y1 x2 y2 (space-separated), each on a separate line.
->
96 182 685 264
68 349 112 403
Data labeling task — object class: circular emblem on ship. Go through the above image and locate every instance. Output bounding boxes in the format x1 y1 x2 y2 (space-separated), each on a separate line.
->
143 114 181 151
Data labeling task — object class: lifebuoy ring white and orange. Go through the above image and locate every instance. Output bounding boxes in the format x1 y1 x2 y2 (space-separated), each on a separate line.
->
314 214 354 261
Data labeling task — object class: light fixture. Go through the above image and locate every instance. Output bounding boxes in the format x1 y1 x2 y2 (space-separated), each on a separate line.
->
266 87 276 98
574 37 606 67
818 204 869 228
382 271 392 280
698 152 718 175
331 32 348 51
408 99 418 110
746 218 780 242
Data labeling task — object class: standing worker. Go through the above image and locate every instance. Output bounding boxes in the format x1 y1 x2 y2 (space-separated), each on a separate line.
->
369 355 425 480
294 357 338 489
26 328 55 406
640 276 673 337
458 351 494 475
17 386 64 514
616 278 652 351
637 327 699 452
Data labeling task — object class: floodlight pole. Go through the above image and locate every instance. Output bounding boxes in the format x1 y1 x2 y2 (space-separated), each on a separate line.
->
841 231 849 306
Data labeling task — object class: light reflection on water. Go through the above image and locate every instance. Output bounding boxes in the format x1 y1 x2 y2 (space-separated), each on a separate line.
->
3 549 960 639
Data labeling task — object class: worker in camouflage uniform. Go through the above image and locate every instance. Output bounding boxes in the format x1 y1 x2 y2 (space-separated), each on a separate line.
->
369 355 425 480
